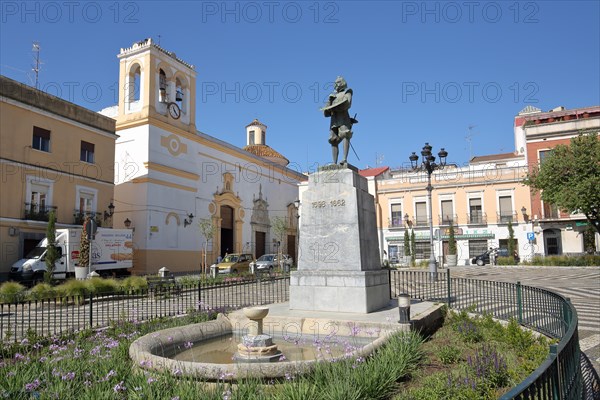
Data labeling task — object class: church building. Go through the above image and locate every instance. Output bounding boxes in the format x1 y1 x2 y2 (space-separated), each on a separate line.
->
100 39 304 274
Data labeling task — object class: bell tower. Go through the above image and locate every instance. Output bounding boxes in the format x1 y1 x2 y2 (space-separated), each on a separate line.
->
115 38 197 134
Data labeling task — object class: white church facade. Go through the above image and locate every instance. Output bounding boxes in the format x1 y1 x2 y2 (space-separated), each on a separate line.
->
101 39 305 274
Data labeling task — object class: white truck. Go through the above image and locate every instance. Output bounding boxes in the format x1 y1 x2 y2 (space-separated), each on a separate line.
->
9 228 134 284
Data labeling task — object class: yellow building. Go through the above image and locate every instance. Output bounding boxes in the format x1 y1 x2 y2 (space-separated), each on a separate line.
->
371 151 532 266
0 76 117 276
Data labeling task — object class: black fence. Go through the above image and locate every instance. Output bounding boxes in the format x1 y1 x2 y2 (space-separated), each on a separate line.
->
0 276 290 342
389 269 599 400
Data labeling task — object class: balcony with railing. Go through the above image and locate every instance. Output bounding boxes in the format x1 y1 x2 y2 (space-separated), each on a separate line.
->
414 216 429 227
73 210 102 227
388 217 406 229
467 212 487 225
497 211 518 224
24 203 58 221
438 214 458 226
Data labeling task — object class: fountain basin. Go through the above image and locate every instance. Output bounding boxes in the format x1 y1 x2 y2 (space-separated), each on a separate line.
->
129 312 409 381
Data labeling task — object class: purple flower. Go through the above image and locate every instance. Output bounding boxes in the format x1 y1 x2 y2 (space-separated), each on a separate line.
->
25 379 41 391
139 360 152 368
147 376 157 384
184 341 193 349
62 372 75 380
278 354 286 361
113 381 126 393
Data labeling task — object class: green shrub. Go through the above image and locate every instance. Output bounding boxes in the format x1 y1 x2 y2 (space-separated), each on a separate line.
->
177 275 200 286
121 275 148 291
54 279 89 304
28 282 56 300
527 254 600 266
86 277 119 294
0 281 26 303
439 345 461 364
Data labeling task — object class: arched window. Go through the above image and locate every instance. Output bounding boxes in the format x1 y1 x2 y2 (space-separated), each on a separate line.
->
175 77 184 111
159 69 167 103
126 63 142 112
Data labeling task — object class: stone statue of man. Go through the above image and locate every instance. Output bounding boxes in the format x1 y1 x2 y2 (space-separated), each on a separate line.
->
321 76 357 165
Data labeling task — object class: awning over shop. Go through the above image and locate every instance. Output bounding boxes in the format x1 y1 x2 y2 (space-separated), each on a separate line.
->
386 233 494 242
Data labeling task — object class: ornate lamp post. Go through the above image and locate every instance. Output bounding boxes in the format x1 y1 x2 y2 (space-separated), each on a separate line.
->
409 143 448 280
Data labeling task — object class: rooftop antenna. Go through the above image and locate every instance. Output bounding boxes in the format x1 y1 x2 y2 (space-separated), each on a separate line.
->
375 153 385 166
157 35 161 46
31 42 41 89
465 124 479 160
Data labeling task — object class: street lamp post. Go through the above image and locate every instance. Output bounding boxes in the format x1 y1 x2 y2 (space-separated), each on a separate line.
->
294 199 301 272
409 143 448 281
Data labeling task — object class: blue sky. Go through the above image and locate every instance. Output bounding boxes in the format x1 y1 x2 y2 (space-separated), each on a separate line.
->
2 1 599 171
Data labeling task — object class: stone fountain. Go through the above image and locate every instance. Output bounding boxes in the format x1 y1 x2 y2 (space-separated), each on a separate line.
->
234 306 282 363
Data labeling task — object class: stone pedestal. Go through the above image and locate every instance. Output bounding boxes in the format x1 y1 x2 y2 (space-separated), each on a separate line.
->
289 165 390 313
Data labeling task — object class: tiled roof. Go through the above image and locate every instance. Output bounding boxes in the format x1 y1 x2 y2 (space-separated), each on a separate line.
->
470 152 521 163
359 166 389 177
243 144 288 162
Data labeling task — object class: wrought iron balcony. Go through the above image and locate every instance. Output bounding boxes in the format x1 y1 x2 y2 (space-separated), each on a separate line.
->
438 214 457 226
388 217 406 229
467 212 487 225
24 203 58 221
497 211 518 224
414 217 429 227
73 210 102 227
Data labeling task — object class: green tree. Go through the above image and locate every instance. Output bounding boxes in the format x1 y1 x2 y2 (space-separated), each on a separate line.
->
44 210 59 283
525 132 600 234
403 230 411 258
410 230 416 266
448 222 457 256
197 218 217 276
507 221 516 263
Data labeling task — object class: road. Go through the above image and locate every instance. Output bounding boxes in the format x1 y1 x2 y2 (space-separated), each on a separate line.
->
448 266 600 373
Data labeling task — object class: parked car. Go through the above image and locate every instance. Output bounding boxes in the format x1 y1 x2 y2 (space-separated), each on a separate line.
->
250 254 277 274
471 248 520 266
217 253 253 274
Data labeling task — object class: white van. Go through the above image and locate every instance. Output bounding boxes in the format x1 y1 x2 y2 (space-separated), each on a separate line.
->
9 228 134 284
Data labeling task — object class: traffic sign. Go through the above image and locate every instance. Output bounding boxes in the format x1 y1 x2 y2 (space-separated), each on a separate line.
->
527 232 535 241
85 219 98 240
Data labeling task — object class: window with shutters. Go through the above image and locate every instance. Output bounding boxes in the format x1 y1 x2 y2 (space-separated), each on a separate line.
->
390 203 403 227
440 200 454 224
469 198 484 224
415 202 427 227
498 196 513 223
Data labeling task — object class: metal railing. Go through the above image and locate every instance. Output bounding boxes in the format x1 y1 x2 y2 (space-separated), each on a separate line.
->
0 276 290 341
467 212 487 225
23 203 58 221
73 210 103 226
388 269 595 399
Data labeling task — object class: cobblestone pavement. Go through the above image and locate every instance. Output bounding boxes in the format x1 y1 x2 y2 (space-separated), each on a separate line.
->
448 266 600 373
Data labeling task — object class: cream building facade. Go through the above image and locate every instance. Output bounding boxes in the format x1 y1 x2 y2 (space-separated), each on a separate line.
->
0 76 117 275
100 39 304 274
373 154 532 266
